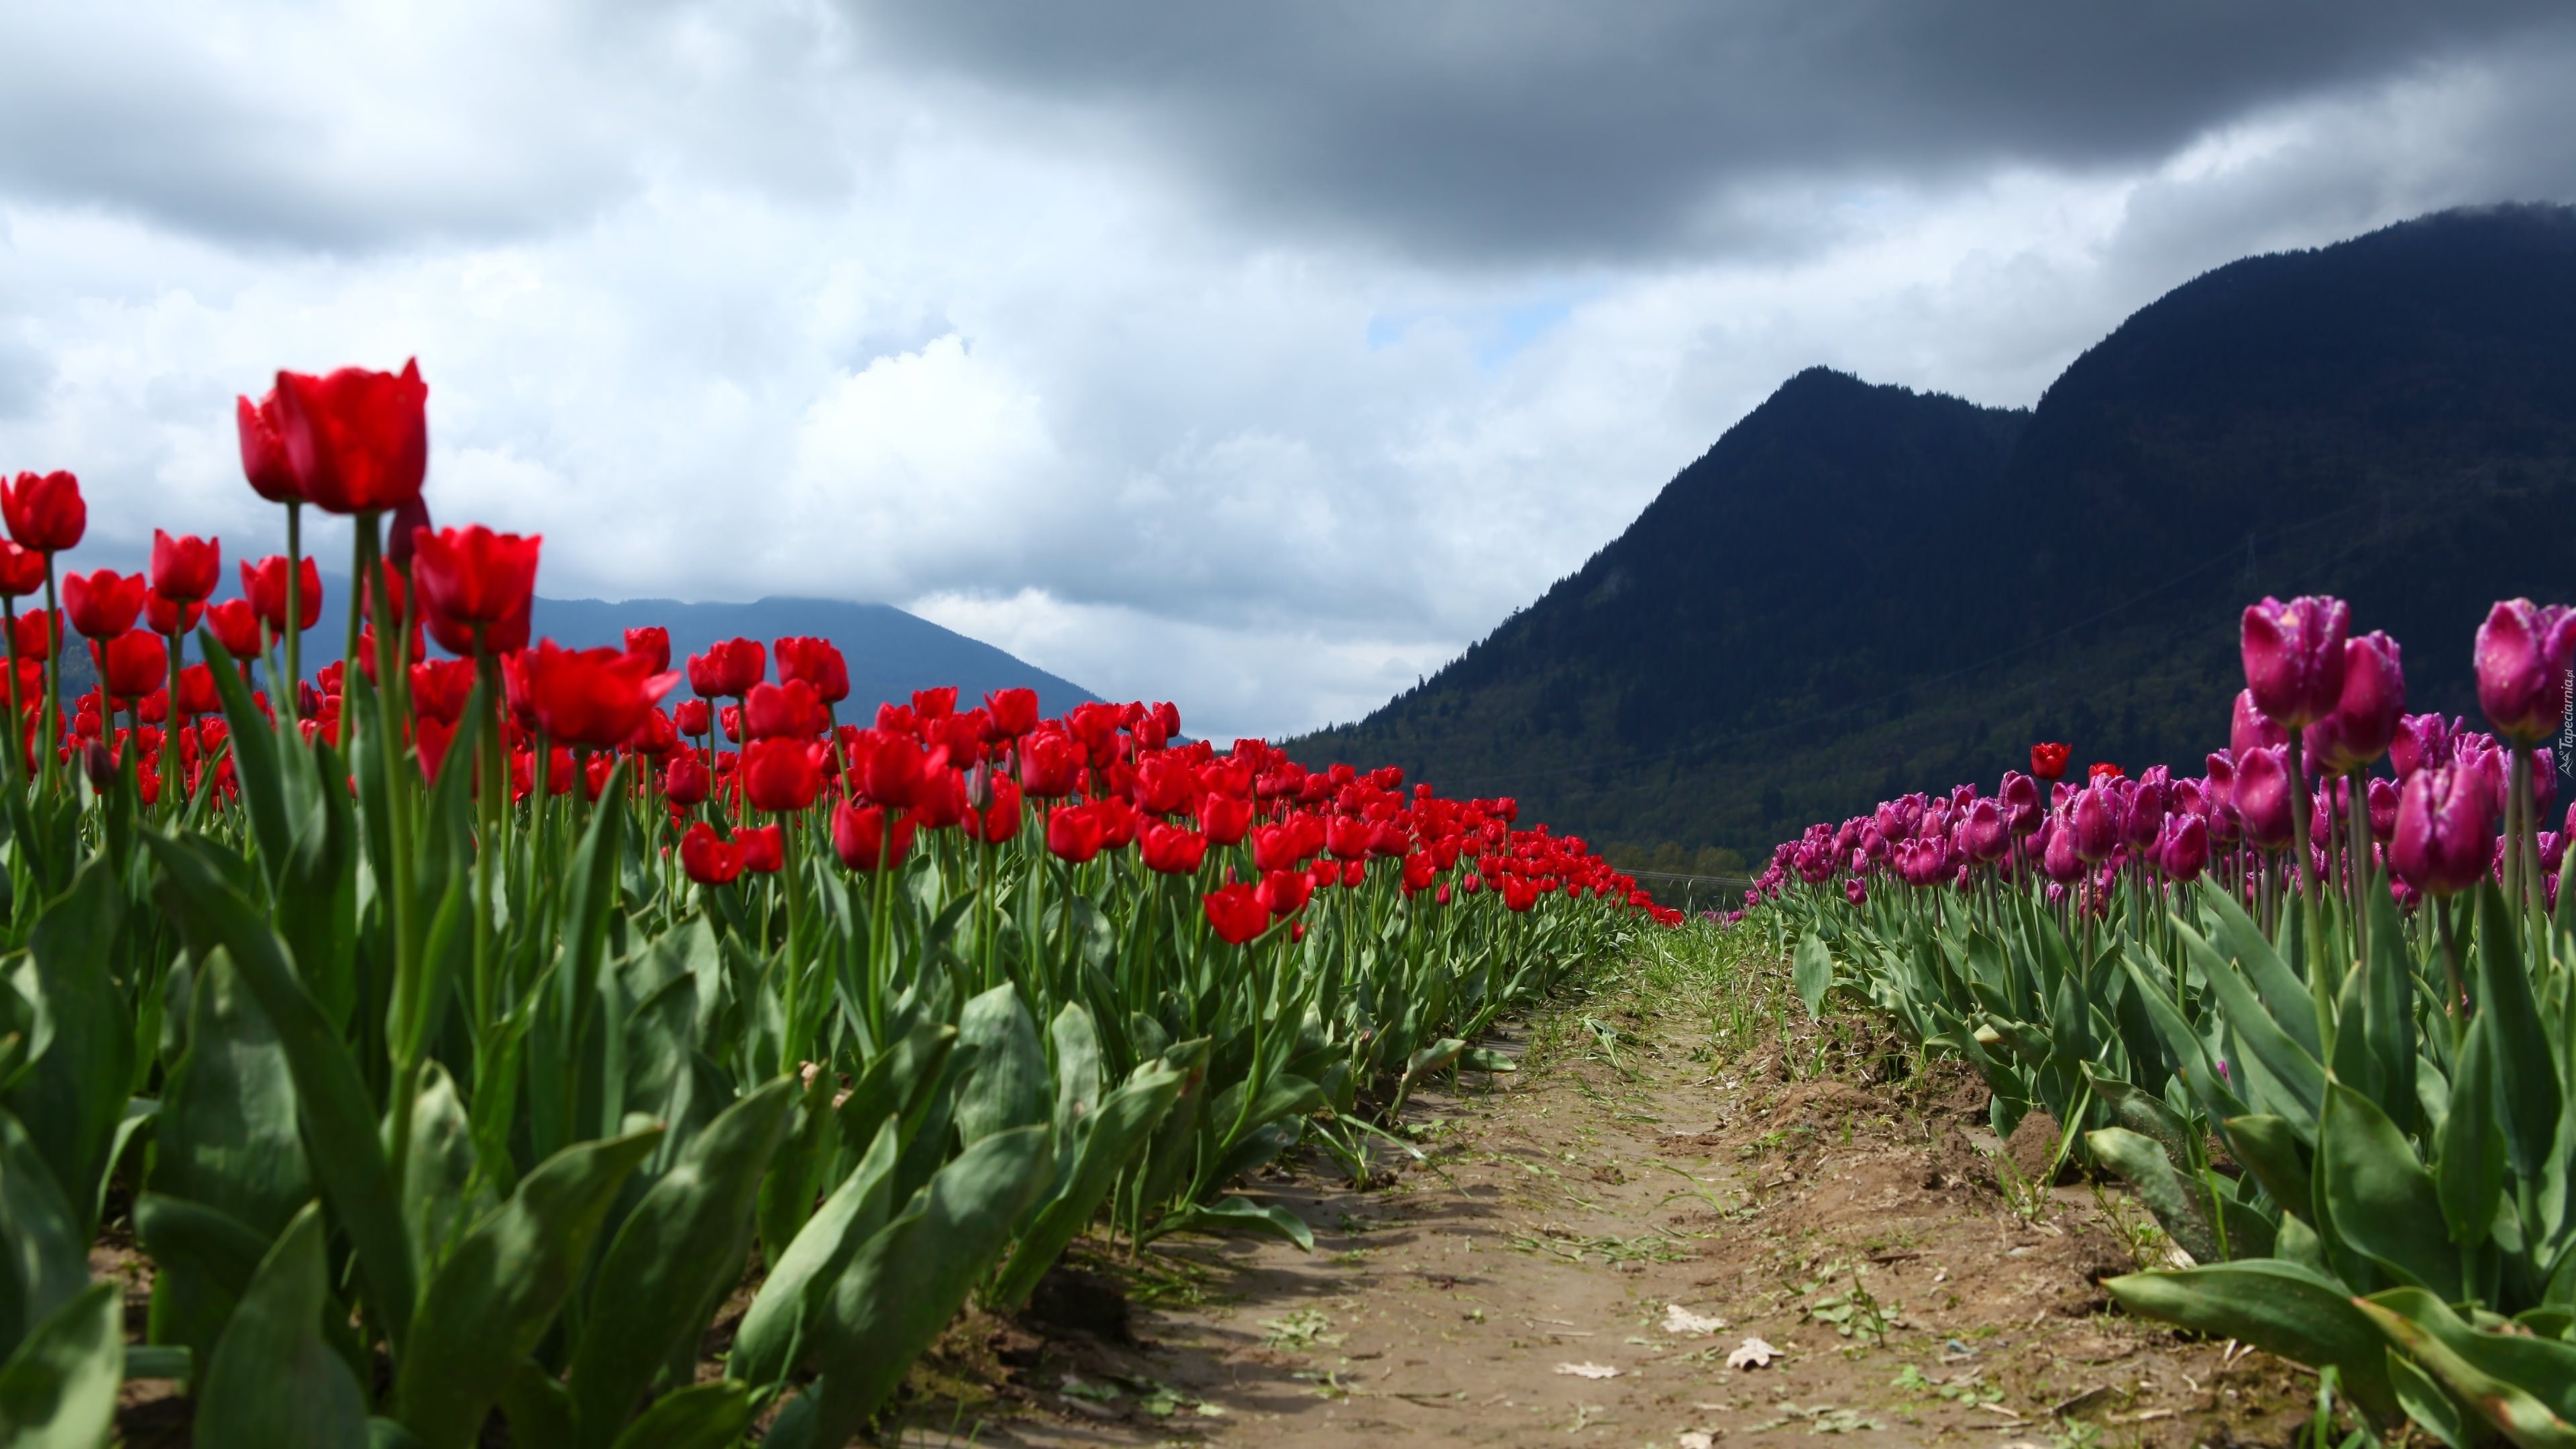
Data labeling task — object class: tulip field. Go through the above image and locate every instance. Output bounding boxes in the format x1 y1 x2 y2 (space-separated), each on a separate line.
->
1752 593 2576 1441
0 362 1672 1447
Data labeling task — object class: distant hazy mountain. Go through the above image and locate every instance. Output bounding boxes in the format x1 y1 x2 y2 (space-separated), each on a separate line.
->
1291 204 2576 863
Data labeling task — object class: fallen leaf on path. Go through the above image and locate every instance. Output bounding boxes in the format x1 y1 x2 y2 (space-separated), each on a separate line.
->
1662 1303 1729 1336
1725 1336 1779 1369
1678 1433 1717 1449
1553 1362 1621 1379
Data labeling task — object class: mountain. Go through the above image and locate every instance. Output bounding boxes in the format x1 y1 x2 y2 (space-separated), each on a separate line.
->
294 589 1097 718
1291 205 2576 873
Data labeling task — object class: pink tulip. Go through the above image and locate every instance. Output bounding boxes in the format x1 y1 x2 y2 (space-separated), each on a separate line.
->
2040 816 2084 882
2243 596 2351 729
2473 600 2576 745
2390 763 2498 896
2156 813 2209 882
1960 798 2010 863
2367 777 2399 843
2231 690 2288 760
2071 782 2120 863
1999 770 2041 834
2388 714 2457 777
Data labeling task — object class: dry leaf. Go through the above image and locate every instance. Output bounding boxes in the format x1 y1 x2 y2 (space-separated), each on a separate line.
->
1553 1361 1621 1379
1678 1433 1718 1449
1725 1336 1780 1369
1662 1303 1729 1336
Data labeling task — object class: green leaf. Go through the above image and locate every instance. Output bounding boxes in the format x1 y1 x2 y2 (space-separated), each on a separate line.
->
135 1193 269 1381
0 1281 121 1449
796 1124 1055 1442
729 1118 900 1392
2178 918 2324 1129
991 1065 1188 1310
196 627 291 890
148 949 311 1241
402 1062 495 1289
604 1381 754 1449
1047 1002 1103 1151
0 1110 87 1366
1793 931 1833 1018
2434 1018 2504 1250
142 832 417 1356
2357 1287 2576 1444
954 985 1049 1145
194 1203 370 1448
1458 1046 1518 1073
2473 882 2562 1181
2201 879 2320 1058
2104 1260 2396 1425
7 861 131 1243
2387 1347 2473 1449
2221 1113 2314 1225
2320 1081 2460 1300
2086 1127 2218 1265
393 1126 662 1449
568 1076 798 1449
1148 1195 1315 1251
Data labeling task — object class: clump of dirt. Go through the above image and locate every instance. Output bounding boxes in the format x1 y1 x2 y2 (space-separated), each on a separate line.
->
2005 1108 2070 1183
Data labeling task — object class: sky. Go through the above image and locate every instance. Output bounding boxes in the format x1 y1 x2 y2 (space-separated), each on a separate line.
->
4 2 2574 741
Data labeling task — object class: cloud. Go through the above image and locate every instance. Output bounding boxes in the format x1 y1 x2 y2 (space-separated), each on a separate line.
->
0 1 2573 741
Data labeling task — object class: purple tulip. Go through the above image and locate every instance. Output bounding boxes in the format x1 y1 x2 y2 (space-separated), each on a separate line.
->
2388 714 2458 777
2473 600 2576 745
2205 749 2236 802
1999 770 2042 835
2367 777 2399 843
2234 745 2294 849
2157 813 2209 882
2243 596 2351 729
2302 631 2405 775
2040 816 2084 882
2070 784 2121 863
1844 877 1867 906
1960 798 2010 863
2123 767 2168 851
2390 763 2499 896
2206 800 2241 846
2231 690 2288 760
2534 748 2559 822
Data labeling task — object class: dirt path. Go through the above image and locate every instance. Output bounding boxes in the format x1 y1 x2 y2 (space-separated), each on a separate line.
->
887 936 2322 1448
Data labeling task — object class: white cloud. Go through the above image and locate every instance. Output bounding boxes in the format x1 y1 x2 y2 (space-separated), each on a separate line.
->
0 1 2570 740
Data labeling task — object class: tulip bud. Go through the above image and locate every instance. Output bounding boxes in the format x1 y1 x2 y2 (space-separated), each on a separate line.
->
2474 599 2576 745
2241 595 2350 729
2390 763 2498 896
81 737 116 791
2233 746 2294 850
2070 784 2119 863
2303 631 2405 775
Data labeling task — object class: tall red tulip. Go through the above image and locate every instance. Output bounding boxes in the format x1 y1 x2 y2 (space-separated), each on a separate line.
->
148 531 222 603
2028 742 2070 782
1140 822 1209 875
3 471 85 553
235 389 302 502
983 687 1040 739
680 822 743 885
623 626 669 673
274 360 429 515
411 525 541 651
2241 595 2349 729
144 589 204 639
744 680 828 741
95 631 168 700
688 638 765 698
1195 791 1252 846
1047 802 1106 863
737 824 785 875
242 556 323 633
663 751 712 807
206 598 263 661
775 637 850 704
833 802 916 872
1203 882 1269 945
964 773 1023 844
519 639 680 748
0 542 43 599
63 570 146 640
743 737 826 812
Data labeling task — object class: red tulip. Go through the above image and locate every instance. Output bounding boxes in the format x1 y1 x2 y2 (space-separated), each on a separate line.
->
2028 742 2070 782
411 525 541 650
10 610 54 662
2473 600 2576 745
142 530 221 604
2390 763 2497 896
680 822 743 885
3 471 85 553
1203 882 1269 945
520 639 681 748
407 658 474 725
0 541 42 600
95 631 168 700
1195 791 1252 846
173 663 221 717
687 637 765 698
1131 753 1193 816
623 626 669 674
833 802 916 872
1325 815 1372 862
628 706 679 756
674 698 711 737
1256 867 1316 919
414 716 456 782
983 687 1040 739
241 556 323 633
1501 877 1541 912
745 680 828 741
145 588 206 639
62 570 146 640
235 390 302 503
775 637 850 704
743 736 826 812
964 773 1024 844
205 598 264 661
861 729 940 808
2241 595 2349 729
737 824 785 874
663 751 712 807
274 360 429 515
912 687 957 720
1047 802 1106 863
1018 729 1084 798
1140 822 1209 875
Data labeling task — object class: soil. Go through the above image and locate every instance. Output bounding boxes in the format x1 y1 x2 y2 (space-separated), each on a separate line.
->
875 964 2325 1448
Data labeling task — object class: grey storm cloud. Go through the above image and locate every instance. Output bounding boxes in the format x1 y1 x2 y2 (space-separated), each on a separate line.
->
851 0 2576 261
